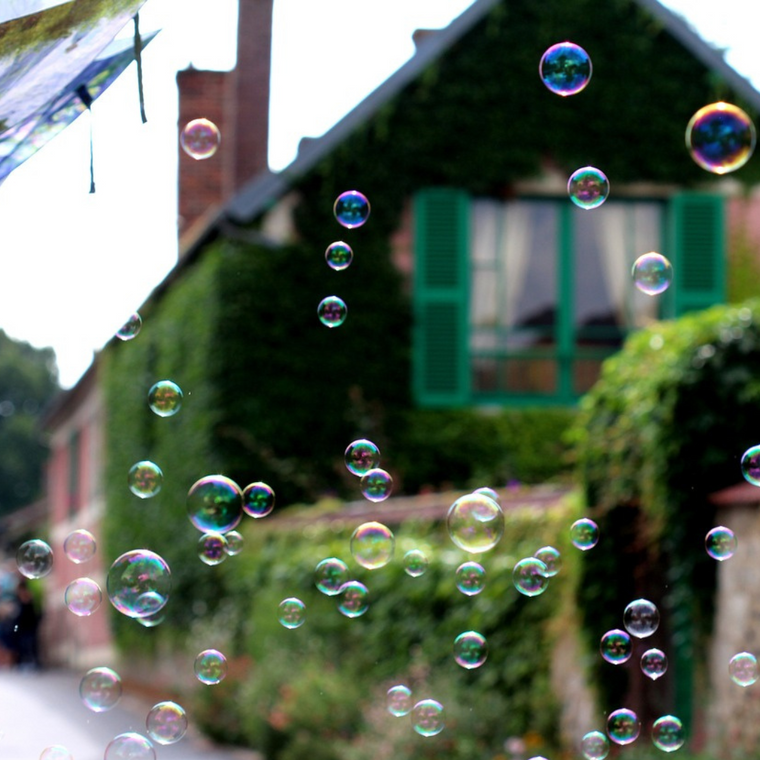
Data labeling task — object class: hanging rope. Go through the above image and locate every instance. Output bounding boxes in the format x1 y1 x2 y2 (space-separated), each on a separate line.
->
134 13 147 123
76 85 96 193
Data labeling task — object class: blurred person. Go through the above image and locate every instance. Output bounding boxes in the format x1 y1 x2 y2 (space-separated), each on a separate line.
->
12 578 41 670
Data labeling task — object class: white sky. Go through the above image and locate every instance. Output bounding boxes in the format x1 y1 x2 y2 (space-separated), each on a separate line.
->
0 0 755 388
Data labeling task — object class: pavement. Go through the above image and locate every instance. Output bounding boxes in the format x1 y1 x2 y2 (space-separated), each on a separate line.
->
0 668 259 760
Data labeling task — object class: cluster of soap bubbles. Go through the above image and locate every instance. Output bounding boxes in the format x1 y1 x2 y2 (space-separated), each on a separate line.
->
345 438 394 502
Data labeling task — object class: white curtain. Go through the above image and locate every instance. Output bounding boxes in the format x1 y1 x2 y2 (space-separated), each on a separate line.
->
499 201 532 330
629 204 661 326
594 203 629 327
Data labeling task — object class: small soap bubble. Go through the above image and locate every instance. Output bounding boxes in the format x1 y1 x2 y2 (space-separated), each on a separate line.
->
116 313 142 341
344 439 380 476
454 631 488 669
187 475 243 532
278 597 306 629
686 102 756 174
632 253 673 296
64 529 96 563
456 561 486 596
568 167 609 210
472 486 500 504
338 580 369 618
80 666 122 712
128 461 163 499
387 684 412 717
148 380 183 417
741 445 760 486
360 468 393 502
194 649 227 684
242 481 275 518
146 701 188 745
512 557 549 597
315 557 350 595
705 526 736 560
334 190 370 229
224 530 244 556
40 746 73 760
403 549 428 577
325 241 353 271
729 651 758 686
600 629 632 665
539 41 592 96
104 732 155 760
447 493 505 553
318 296 347 328
641 648 668 680
581 730 610 760
624 598 660 638
571 518 599 550
180 118 220 160
533 546 561 577
65 577 102 616
351 521 395 569
16 539 53 578
107 550 171 619
607 708 640 745
652 715 685 752
411 699 445 737
198 532 228 566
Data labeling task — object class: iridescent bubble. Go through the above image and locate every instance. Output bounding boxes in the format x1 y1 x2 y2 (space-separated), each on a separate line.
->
104 732 155 760
623 598 660 638
334 190 370 229
315 557 350 595
632 253 673 296
411 699 444 737
344 439 380 476
146 701 188 745
456 561 486 596
194 649 227 685
65 577 102 616
539 41 592 96
64 529 96 563
387 684 412 717
729 651 758 686
187 475 243 532
533 546 561 577
107 550 171 619
571 518 599 550
40 746 73 760
568 167 609 210
454 631 488 669
338 580 369 618
686 102 756 174
447 493 505 553
325 241 354 271
472 486 500 503
318 296 347 328
705 526 736 561
403 549 428 577
116 313 142 341
278 597 306 629
512 557 549 597
128 461 163 499
652 715 685 752
16 539 53 578
360 468 393 502
741 445 760 486
242 481 275 518
600 629 632 665
198 532 228 566
350 521 395 569
224 530 244 556
80 666 122 712
180 118 220 160
607 708 640 745
641 648 668 680
148 380 183 417
581 730 610 760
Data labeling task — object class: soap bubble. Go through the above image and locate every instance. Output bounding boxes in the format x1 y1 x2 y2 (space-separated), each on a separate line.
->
472 486 500 503
729 651 758 686
632 253 673 296
512 557 549 597
128 461 163 499
705 526 737 560
104 732 155 760
403 549 428 577
568 167 609 210
40 746 73 760
325 241 354 271
454 631 488 669
581 730 610 760
180 118 220 160
148 380 183 417
539 41 592 96
224 530 244 556
116 313 141 341
600 629 632 665
64 529 96 563
387 684 412 717
623 598 660 638
456 561 486 596
65 577 102 616
318 296 347 328
242 481 275 518
447 493 505 553
315 557 350 595
411 699 444 737
741 445 760 486
652 715 685 752
80 666 122 712
641 648 668 680
570 518 599 550
146 701 188 745
607 708 640 745
533 546 561 577
360 468 393 502
338 580 369 618
194 649 227 684
334 190 370 229
198 532 228 566
344 439 380 476
187 475 243 532
279 597 306 629
350 521 395 569
17 539 53 578
107 550 171 619
686 102 755 174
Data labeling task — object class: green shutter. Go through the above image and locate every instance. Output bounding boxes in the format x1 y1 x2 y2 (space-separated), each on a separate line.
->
413 188 470 407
